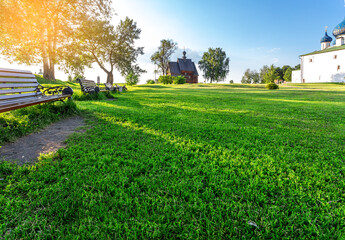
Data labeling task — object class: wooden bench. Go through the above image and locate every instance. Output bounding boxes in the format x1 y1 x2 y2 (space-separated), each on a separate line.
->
0 68 73 114
78 78 108 94
105 83 118 91
115 84 127 92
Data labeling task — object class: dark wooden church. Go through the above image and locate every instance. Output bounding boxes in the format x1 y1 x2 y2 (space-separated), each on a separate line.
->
167 51 199 83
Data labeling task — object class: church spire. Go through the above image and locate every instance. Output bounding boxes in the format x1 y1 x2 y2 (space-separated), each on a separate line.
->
183 47 187 60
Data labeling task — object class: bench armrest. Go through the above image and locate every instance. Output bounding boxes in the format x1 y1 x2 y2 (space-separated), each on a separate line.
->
38 85 73 96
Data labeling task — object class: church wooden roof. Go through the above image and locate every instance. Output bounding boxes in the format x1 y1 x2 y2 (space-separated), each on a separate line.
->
168 57 198 76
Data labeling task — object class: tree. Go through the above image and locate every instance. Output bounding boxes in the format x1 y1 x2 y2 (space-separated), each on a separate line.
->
0 0 112 80
150 39 177 76
198 48 230 83
70 17 144 84
294 64 301 70
284 67 292 82
263 65 278 83
275 67 284 80
259 65 269 84
241 69 260 84
241 69 252 84
252 70 260 84
125 72 139 86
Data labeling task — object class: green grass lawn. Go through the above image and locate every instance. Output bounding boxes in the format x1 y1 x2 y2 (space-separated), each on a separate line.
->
1 83 345 238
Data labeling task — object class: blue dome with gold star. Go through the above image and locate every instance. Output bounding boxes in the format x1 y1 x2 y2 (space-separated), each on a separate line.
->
321 31 333 43
333 18 345 37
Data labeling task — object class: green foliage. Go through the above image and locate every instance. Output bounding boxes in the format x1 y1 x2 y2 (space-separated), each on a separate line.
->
241 69 260 84
263 64 279 83
172 76 186 84
199 48 230 83
158 75 173 84
158 76 186 85
294 64 301 70
1 83 345 238
146 80 155 84
266 82 279 89
284 67 293 82
67 16 144 84
229 80 234 84
125 72 139 86
0 0 112 80
151 39 178 75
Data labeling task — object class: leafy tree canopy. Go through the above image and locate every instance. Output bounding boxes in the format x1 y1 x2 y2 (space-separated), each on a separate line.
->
65 17 145 84
198 48 230 83
0 0 113 80
150 39 177 76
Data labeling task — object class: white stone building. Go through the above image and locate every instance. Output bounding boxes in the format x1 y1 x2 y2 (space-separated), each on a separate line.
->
292 18 345 83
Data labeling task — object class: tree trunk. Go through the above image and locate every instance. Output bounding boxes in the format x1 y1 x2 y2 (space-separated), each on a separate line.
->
47 30 56 80
107 72 114 85
42 33 50 79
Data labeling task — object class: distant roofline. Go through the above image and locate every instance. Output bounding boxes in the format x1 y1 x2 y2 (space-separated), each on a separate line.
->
300 45 345 56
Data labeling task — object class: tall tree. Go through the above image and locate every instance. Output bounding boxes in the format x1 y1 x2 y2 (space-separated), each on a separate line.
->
150 39 177 76
241 69 259 84
259 65 269 83
0 0 112 80
70 17 144 84
241 69 252 84
263 65 278 83
198 48 230 83
284 67 292 82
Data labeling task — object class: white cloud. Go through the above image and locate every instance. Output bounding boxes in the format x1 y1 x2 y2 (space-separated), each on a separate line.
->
268 48 281 53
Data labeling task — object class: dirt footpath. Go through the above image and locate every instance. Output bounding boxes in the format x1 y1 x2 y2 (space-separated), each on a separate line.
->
0 117 85 165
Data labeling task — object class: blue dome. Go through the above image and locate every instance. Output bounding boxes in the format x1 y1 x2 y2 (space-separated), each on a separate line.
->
321 31 333 43
333 18 345 37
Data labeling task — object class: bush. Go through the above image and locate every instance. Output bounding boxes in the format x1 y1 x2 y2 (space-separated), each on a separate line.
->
125 72 139 86
146 80 155 84
266 82 279 90
229 80 234 84
158 76 173 84
173 76 186 84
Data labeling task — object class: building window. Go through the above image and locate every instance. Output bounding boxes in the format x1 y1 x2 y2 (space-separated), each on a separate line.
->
309 59 313 63
338 65 341 71
334 55 338 59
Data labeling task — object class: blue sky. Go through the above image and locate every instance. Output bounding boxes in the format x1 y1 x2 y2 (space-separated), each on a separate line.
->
112 0 345 83
1 0 345 83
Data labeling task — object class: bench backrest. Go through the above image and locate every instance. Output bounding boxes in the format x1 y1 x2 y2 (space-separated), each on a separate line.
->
79 79 98 92
0 68 41 107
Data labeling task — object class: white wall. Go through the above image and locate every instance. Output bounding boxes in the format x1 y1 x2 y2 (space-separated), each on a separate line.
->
301 49 345 83
292 70 301 83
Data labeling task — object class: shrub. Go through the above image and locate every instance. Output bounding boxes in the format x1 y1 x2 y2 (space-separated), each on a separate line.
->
266 82 279 90
173 76 186 84
126 72 139 86
229 80 234 84
146 80 155 84
158 76 173 84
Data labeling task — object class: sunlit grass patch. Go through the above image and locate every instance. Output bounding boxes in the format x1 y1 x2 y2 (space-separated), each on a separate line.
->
1 83 345 238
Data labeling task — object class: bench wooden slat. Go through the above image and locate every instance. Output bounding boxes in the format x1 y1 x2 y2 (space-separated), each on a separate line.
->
0 68 73 113
0 83 39 88
0 88 38 94
0 94 72 113
0 78 37 83
0 92 42 101
0 72 36 78
0 94 68 107
0 95 44 107
0 68 32 74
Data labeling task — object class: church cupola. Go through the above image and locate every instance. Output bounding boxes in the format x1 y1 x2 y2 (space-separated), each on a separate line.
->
333 18 345 46
182 49 187 60
321 27 333 50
